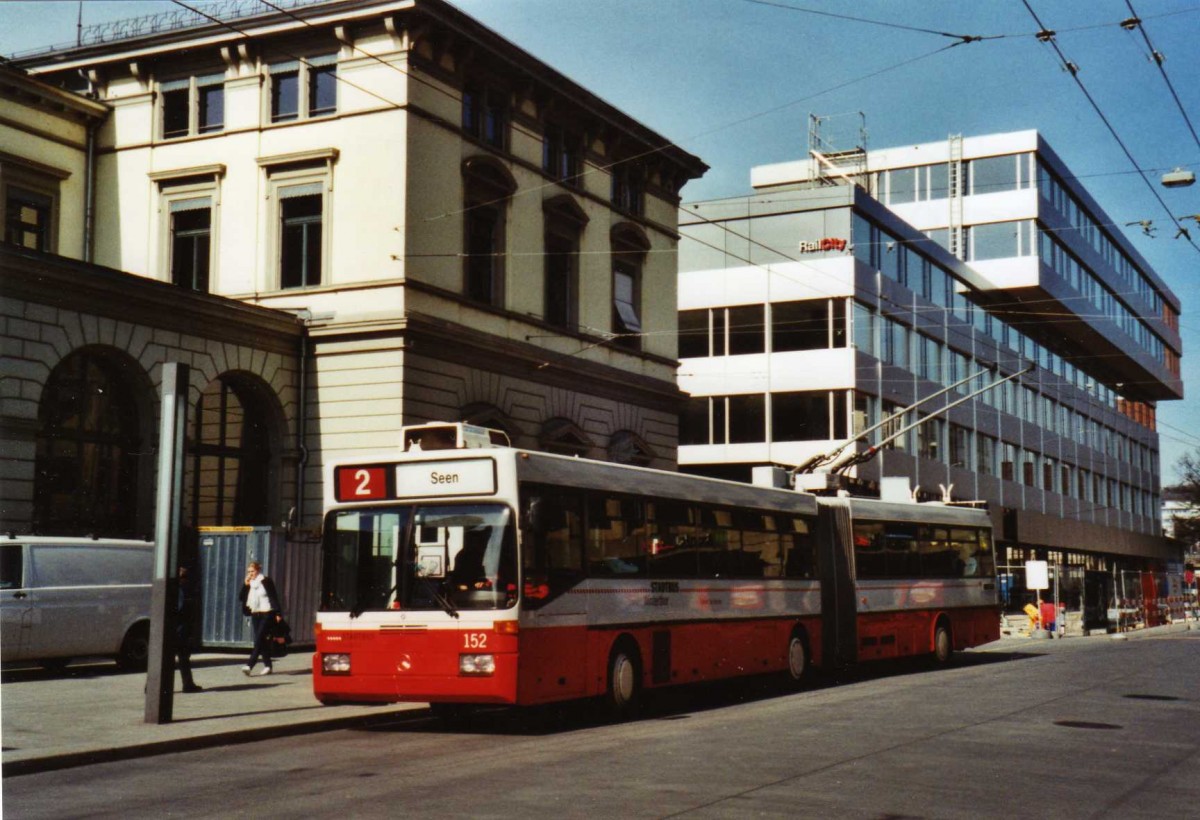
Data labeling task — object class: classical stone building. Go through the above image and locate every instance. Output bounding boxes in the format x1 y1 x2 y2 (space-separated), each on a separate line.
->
2 0 706 536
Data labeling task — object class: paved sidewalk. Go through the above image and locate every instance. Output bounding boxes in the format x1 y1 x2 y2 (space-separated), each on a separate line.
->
1 651 425 777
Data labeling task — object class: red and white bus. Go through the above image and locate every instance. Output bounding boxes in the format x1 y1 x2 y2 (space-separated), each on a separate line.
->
313 423 998 718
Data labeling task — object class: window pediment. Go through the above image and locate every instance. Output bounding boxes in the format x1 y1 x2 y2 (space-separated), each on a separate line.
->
543 193 588 226
462 155 517 197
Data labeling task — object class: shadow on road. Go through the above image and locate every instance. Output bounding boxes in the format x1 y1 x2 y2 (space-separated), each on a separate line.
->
360 647 1044 738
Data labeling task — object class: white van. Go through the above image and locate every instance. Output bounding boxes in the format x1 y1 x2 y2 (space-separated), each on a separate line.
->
1 536 154 671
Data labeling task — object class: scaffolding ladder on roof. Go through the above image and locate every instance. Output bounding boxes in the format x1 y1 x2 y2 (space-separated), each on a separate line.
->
948 133 965 259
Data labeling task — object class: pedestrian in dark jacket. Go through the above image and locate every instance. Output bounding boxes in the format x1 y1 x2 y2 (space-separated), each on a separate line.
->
176 563 203 692
238 561 282 677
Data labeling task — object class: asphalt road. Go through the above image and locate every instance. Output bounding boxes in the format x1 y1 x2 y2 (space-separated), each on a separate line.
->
5 633 1198 819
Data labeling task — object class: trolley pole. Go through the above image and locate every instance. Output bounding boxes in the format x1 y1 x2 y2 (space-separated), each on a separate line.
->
146 362 188 724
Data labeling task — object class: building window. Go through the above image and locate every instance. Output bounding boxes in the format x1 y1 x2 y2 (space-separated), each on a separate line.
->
34 350 142 537
4 187 53 251
543 195 588 331
773 300 832 352
611 163 644 216
169 198 212 292
540 417 593 458
610 224 649 351
269 55 337 124
773 391 833 442
968 220 1035 261
608 430 655 467
968 154 1029 195
916 414 943 462
729 395 765 443
543 124 582 185
977 433 997 476
544 231 578 329
462 84 509 150
880 402 908 452
462 158 516 307
612 263 641 349
160 73 225 139
280 190 323 289
949 424 971 469
682 396 765 444
678 306 764 357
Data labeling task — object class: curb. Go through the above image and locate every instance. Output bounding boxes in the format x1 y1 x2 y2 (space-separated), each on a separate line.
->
3 704 428 778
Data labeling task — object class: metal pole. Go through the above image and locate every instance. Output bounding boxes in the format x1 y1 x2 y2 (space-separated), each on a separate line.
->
146 362 189 724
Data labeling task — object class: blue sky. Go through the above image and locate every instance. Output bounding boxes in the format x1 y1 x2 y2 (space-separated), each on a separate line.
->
3 0 1198 481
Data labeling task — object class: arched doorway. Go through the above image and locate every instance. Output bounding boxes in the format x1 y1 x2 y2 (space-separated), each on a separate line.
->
189 374 278 528
33 348 148 537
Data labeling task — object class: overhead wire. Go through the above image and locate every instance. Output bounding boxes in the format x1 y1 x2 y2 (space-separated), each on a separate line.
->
172 1 1181 420
1121 0 1200 154
1020 0 1200 257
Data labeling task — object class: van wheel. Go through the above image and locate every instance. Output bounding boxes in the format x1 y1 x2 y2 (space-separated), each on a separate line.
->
604 639 642 721
117 623 151 671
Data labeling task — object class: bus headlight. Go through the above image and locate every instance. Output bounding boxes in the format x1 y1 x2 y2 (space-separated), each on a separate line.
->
322 653 351 675
459 654 495 676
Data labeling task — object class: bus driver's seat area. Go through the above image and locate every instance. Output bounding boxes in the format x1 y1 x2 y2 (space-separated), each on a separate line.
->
451 528 490 591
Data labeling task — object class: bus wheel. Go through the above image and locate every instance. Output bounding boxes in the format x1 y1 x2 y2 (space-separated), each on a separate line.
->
784 628 809 688
605 640 642 720
117 622 151 671
932 620 953 666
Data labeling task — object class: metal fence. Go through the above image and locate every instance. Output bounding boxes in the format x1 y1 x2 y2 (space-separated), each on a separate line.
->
197 527 321 649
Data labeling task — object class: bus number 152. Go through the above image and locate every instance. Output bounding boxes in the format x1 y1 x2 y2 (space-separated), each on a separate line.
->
463 633 488 649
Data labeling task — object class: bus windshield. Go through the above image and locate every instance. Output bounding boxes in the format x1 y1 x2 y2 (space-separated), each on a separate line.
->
321 503 517 614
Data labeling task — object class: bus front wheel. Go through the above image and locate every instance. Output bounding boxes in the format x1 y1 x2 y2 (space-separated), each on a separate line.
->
604 640 642 720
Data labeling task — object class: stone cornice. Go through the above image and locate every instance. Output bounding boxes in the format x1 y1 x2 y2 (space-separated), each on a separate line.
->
1 246 302 356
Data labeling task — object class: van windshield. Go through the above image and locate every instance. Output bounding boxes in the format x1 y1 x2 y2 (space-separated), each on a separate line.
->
321 504 517 614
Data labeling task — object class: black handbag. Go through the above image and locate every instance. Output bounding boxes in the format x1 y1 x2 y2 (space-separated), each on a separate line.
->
268 617 293 658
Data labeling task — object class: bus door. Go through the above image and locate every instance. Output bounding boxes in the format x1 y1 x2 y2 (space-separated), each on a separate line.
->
817 499 857 670
519 488 587 699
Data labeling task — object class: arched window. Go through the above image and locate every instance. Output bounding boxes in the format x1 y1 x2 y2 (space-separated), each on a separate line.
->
543 194 588 331
190 376 271 527
540 417 593 458
34 350 142 536
611 223 650 351
608 430 655 467
462 157 517 308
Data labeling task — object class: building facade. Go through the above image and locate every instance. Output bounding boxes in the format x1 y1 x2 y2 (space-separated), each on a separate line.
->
678 131 1182 608
2 0 705 537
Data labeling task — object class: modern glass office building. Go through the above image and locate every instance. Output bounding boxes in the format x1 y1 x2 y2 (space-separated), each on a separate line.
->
678 131 1183 615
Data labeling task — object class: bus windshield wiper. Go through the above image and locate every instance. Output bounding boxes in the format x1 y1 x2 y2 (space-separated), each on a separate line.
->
423 578 459 619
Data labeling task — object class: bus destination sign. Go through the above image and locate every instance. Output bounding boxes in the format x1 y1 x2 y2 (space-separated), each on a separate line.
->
396 458 496 499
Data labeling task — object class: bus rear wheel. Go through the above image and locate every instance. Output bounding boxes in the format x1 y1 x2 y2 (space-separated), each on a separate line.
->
604 640 642 720
784 628 809 688
932 621 953 666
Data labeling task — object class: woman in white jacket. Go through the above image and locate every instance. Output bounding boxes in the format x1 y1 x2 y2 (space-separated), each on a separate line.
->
238 561 282 676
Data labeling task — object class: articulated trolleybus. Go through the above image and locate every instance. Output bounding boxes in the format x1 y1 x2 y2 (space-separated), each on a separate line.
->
314 423 999 717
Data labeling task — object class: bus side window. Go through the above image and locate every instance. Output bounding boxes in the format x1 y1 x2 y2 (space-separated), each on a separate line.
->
586 494 644 576
784 517 817 579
